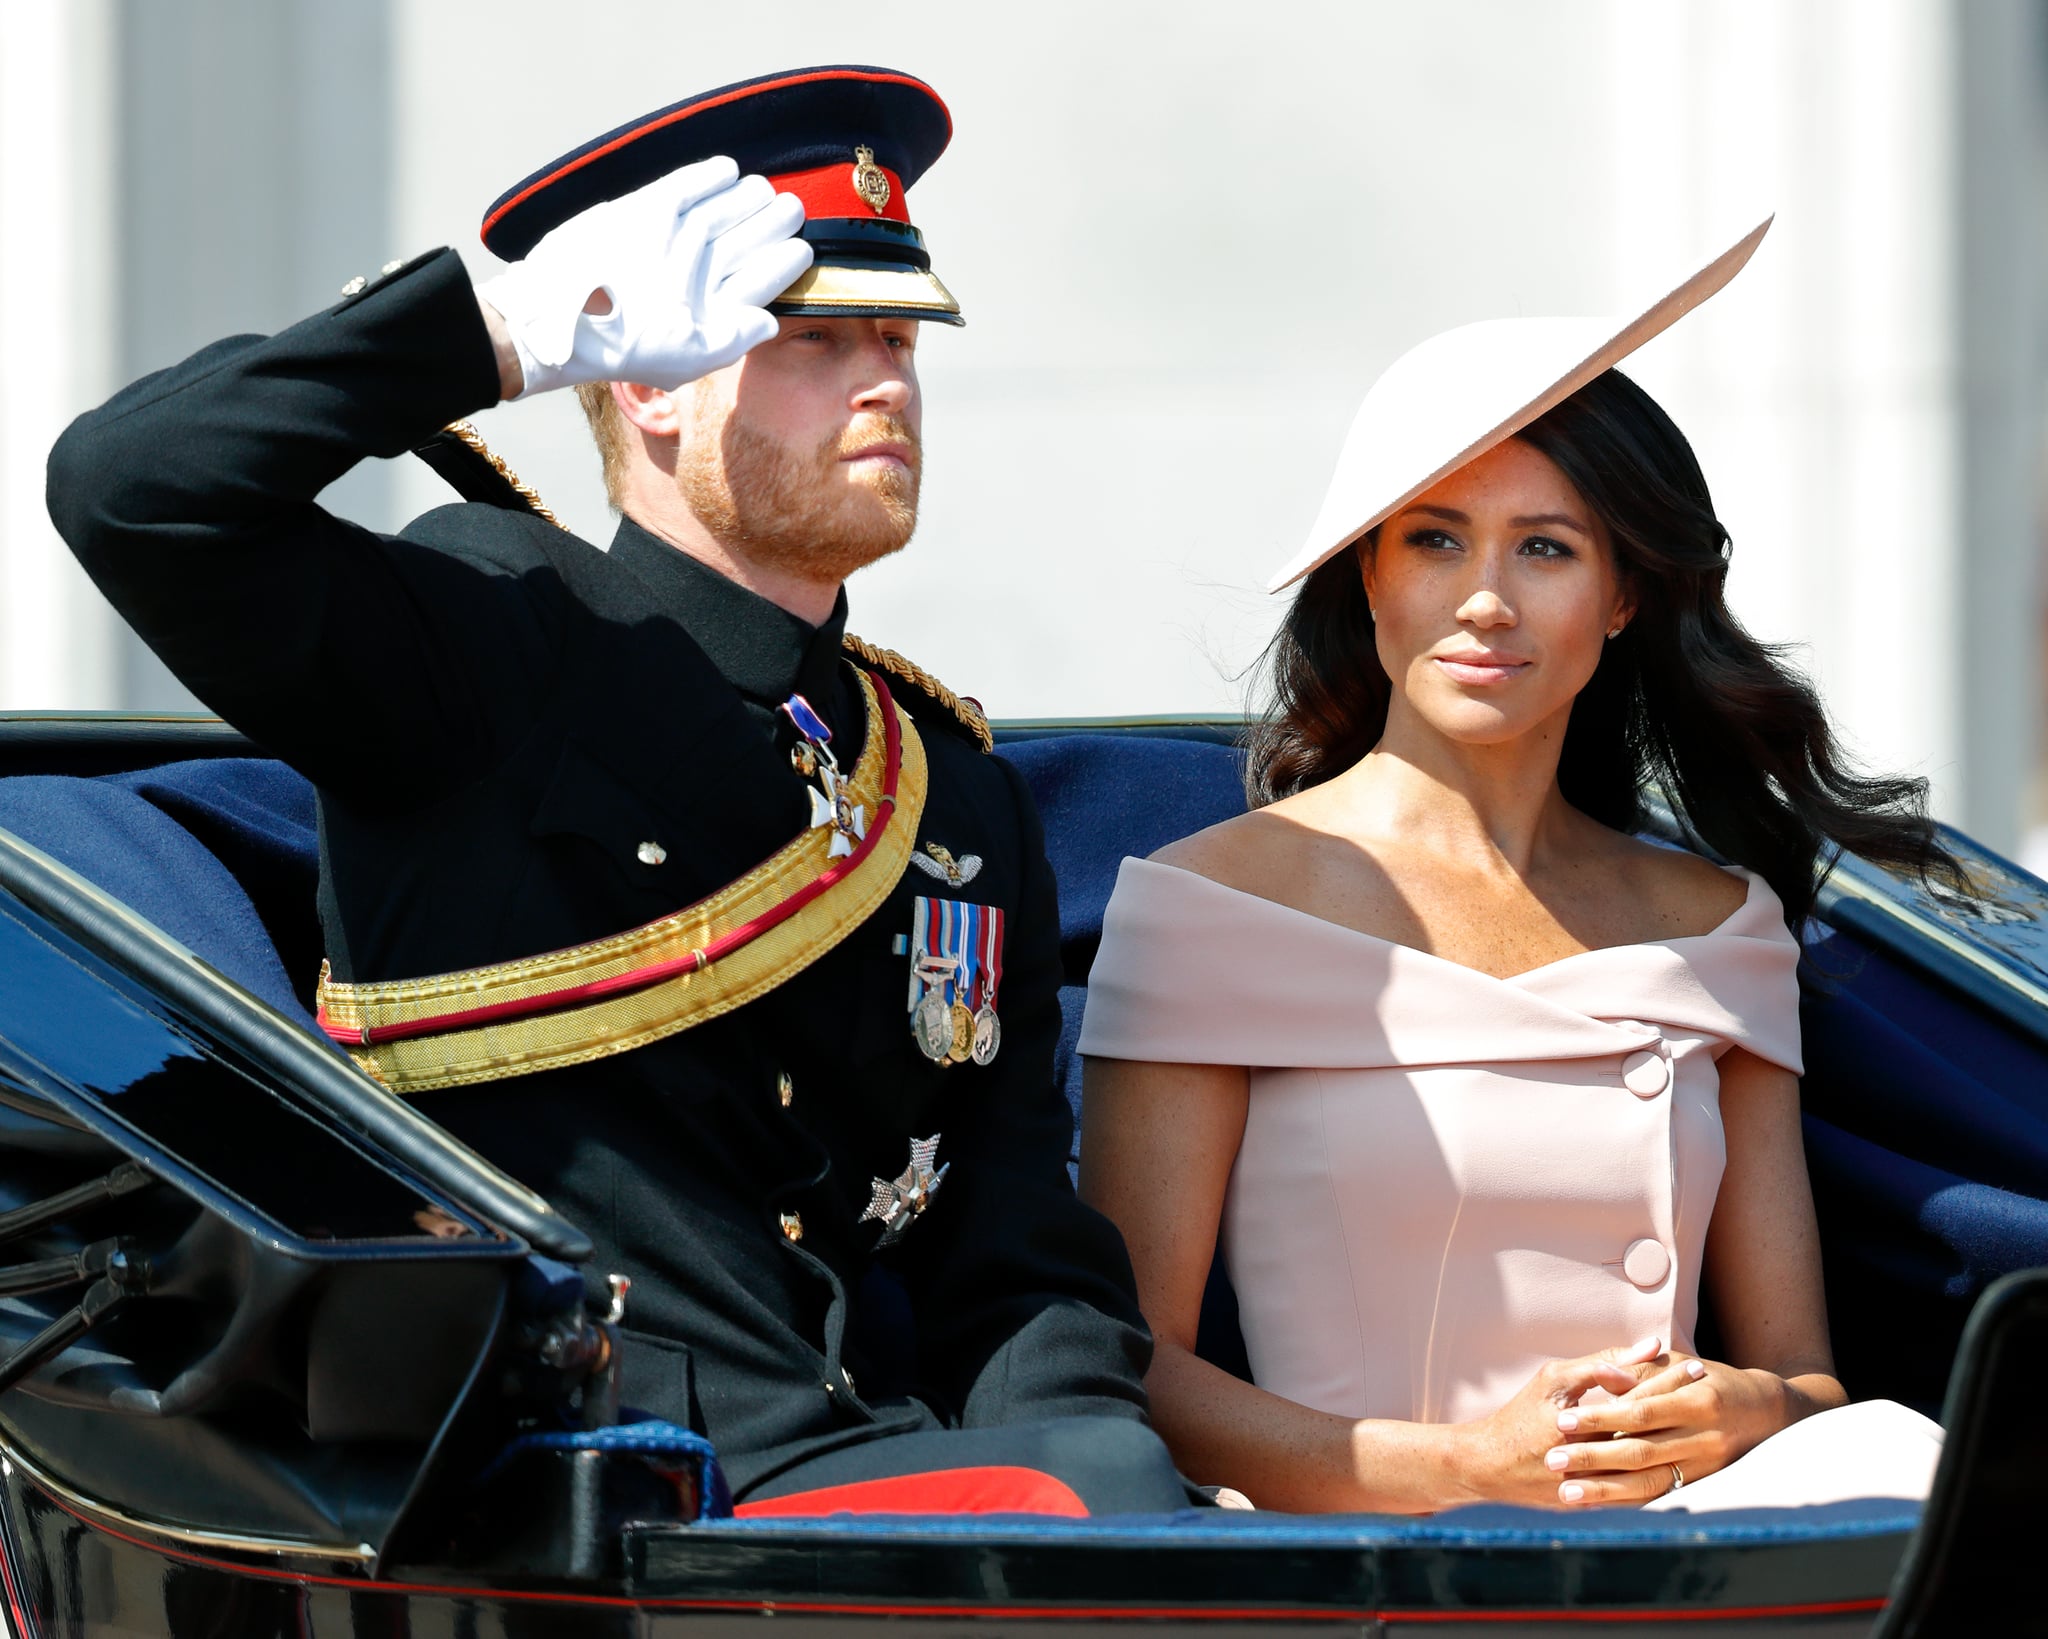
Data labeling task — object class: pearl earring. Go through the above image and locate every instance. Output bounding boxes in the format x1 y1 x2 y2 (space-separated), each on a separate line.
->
1606 625 1623 639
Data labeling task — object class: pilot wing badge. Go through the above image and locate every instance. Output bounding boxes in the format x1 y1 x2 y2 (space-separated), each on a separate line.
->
909 841 982 885
861 1134 948 1246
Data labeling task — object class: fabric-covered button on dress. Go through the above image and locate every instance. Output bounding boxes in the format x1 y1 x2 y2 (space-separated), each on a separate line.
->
1621 1048 1670 1098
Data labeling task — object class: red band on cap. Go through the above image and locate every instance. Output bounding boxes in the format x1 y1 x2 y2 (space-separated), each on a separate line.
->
772 160 910 224
481 68 947 250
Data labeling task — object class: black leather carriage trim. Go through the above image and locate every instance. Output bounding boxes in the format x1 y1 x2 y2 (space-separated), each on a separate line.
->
0 823 591 1262
1871 1266 2048 1634
0 712 256 779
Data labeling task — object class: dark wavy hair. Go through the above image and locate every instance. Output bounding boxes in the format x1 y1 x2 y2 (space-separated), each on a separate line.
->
1246 368 1959 927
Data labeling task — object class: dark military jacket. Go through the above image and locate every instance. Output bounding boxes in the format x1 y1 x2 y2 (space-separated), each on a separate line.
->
46 247 1152 1496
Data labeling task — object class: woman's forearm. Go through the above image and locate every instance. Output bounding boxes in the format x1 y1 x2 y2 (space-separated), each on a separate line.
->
1771 1368 1849 1425
1146 1341 1473 1514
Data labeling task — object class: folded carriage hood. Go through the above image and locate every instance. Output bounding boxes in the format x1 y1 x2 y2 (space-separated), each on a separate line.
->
0 823 589 1557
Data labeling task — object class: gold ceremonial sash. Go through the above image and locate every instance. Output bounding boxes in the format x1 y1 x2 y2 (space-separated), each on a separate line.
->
316 669 927 1094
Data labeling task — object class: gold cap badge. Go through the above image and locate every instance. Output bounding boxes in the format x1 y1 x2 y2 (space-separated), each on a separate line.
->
851 144 891 215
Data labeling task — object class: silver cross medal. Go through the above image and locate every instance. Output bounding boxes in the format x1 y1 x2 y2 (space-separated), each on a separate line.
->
783 692 865 858
807 760 866 858
860 1134 948 1247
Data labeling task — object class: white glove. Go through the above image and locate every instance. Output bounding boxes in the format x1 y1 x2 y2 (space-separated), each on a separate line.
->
478 156 813 398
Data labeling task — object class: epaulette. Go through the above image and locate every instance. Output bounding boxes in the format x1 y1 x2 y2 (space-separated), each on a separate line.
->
414 421 564 527
842 633 992 753
407 426 994 753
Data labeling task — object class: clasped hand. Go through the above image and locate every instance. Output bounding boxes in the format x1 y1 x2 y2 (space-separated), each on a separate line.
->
478 156 813 399
1458 1338 1793 1508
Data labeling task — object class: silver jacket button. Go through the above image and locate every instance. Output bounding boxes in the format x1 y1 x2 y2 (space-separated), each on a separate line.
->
637 840 667 866
339 274 368 296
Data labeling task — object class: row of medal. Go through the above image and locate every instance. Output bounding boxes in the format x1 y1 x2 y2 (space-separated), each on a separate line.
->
779 690 1006 1073
906 895 1004 1066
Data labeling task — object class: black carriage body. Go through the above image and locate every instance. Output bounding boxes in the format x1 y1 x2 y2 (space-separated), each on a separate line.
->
0 1468 1922 1635
0 713 2039 1635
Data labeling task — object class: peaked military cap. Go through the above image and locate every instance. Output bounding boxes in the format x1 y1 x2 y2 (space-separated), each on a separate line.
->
481 66 963 325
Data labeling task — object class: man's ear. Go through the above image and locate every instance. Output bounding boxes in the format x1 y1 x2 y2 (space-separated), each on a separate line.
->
613 379 684 438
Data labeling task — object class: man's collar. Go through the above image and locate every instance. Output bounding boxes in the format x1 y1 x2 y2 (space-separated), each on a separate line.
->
608 515 848 716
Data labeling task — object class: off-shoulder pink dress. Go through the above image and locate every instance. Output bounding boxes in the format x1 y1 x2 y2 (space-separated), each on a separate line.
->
1078 857 1941 1511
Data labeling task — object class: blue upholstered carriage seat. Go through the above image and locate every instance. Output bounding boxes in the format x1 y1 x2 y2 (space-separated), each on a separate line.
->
2 737 2047 1417
0 758 320 1026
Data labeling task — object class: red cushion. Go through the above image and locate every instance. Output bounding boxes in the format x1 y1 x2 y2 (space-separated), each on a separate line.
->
733 1464 1088 1518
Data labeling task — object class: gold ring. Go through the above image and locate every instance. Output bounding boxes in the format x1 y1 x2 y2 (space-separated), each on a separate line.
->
1668 1463 1686 1492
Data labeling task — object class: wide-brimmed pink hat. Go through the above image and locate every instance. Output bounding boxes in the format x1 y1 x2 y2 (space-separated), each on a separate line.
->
1267 216 1773 594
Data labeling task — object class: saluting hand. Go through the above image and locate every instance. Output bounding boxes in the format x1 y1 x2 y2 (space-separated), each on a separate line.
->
477 156 813 399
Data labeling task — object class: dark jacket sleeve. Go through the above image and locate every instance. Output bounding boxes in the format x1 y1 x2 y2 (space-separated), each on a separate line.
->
903 754 1155 1427
45 249 562 806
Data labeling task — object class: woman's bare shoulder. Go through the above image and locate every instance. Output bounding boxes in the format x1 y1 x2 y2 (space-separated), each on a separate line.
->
1601 832 1754 937
1148 801 1322 894
1148 814 1258 888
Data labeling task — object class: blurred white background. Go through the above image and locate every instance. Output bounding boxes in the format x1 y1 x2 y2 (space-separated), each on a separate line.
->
3 0 2046 856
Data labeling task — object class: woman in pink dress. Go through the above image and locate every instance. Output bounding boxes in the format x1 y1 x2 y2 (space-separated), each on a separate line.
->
1077 222 1952 1514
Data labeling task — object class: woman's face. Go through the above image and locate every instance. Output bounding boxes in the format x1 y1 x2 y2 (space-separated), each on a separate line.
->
1363 437 1631 748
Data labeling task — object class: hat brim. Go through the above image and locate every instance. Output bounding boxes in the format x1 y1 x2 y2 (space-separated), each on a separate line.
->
770 263 964 326
1266 215 1773 594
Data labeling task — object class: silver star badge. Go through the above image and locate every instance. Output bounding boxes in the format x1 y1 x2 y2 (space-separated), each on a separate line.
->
909 841 983 886
859 1134 949 1246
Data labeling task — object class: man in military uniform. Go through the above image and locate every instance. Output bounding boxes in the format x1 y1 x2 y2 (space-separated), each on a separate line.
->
47 67 1186 1513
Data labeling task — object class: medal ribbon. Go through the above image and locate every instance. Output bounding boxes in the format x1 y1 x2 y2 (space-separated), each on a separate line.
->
977 905 1005 1013
905 897 1004 1014
782 693 836 760
952 900 981 1013
906 899 926 1011
908 896 962 1007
